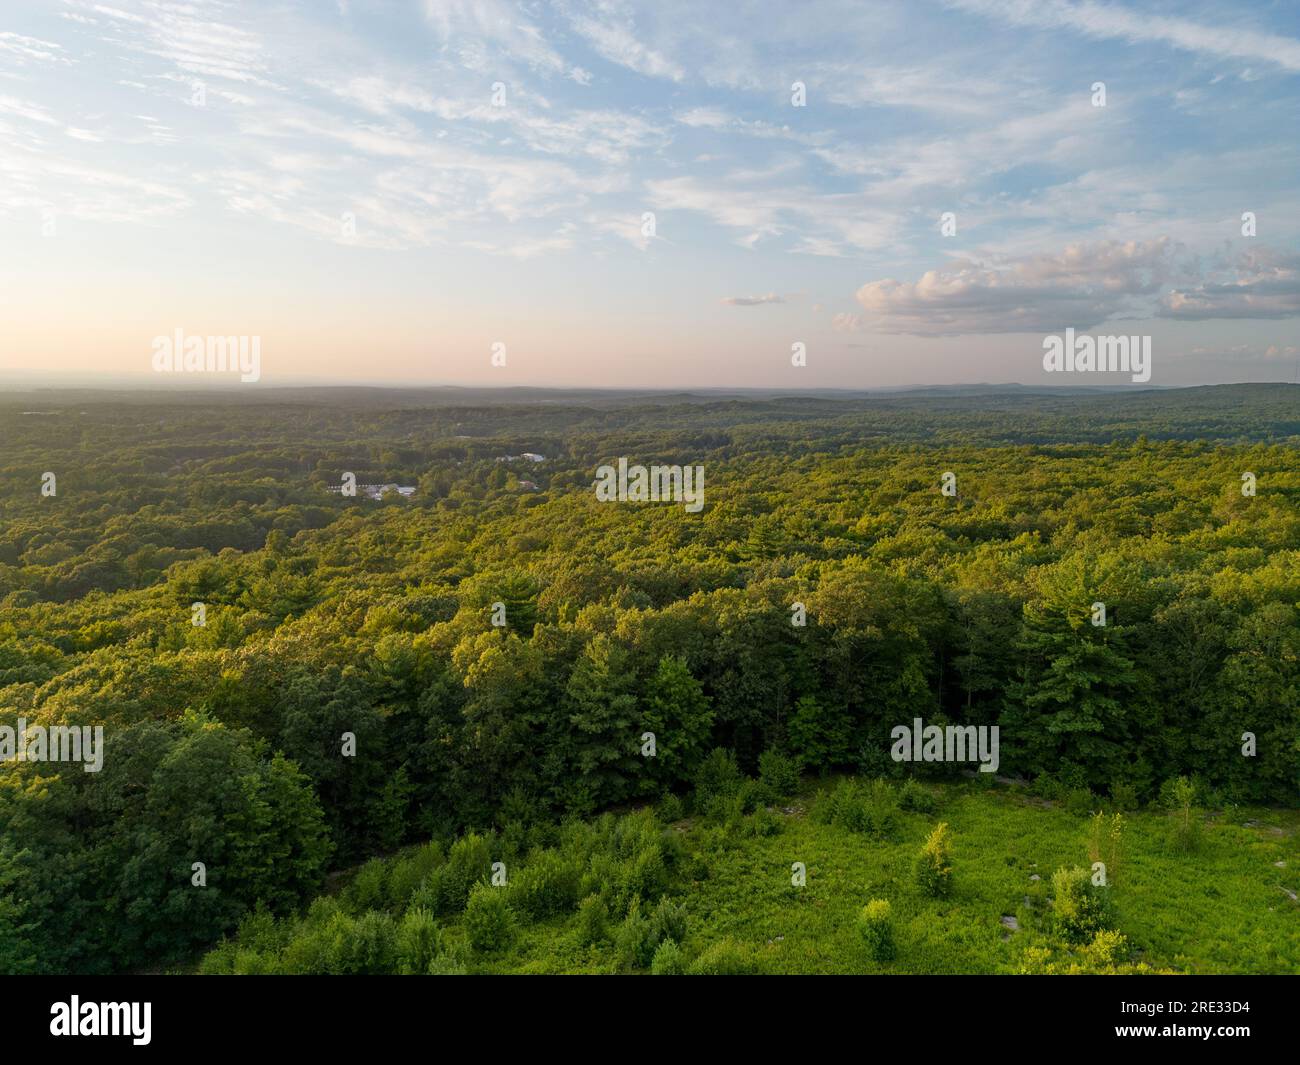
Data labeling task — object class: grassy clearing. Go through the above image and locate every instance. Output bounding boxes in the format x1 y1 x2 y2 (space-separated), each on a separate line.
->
655 781 1298 975
202 777 1300 975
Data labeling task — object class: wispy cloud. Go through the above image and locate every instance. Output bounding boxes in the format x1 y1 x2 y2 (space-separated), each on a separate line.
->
946 0 1300 73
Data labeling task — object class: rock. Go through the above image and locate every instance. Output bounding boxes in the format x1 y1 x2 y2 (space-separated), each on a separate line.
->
1274 860 1286 868
1282 887 1298 902
1029 874 1041 882
1000 915 1019 931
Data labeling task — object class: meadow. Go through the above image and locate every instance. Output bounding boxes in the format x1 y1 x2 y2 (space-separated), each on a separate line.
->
199 771 1300 975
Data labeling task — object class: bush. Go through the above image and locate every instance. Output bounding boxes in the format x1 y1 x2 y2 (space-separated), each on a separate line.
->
693 748 743 810
575 894 608 946
657 792 685 823
858 898 896 962
614 897 657 970
1050 866 1118 944
385 842 445 912
344 859 388 914
648 897 688 947
812 778 899 839
914 822 953 898
898 779 938 814
508 850 582 920
1162 776 1203 853
331 911 398 974
1064 787 1096 818
687 938 758 975
464 882 516 954
1087 812 1125 885
742 805 782 837
395 907 442 975
425 832 493 916
1109 781 1139 812
427 945 470 975
758 749 802 800
651 938 686 975
1083 929 1131 968
622 843 669 905
613 894 687 970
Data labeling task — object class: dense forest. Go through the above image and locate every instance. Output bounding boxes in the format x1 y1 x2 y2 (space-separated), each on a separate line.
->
1 385 1297 974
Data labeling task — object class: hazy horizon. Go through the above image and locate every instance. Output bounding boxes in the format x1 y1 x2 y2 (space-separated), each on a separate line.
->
2 0 1299 387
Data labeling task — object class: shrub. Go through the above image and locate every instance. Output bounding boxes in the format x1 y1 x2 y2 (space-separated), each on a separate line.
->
693 748 743 810
197 940 238 975
736 778 765 815
278 926 334 975
231 948 275 975
614 897 657 970
385 842 445 912
858 898 896 962
427 946 470 975
622 842 669 904
651 938 686 975
1087 812 1125 885
331 911 398 974
687 938 758 975
657 792 685 823
742 805 782 837
1050 866 1118 944
898 779 938 814
464 882 516 954
758 749 802 800
343 858 388 914
1162 776 1203 853
395 907 442 975
914 822 953 898
1064 787 1096 818
813 778 899 839
613 894 686 970
1109 781 1139 812
648 897 688 948
508 850 582 920
865 778 900 838
425 832 493 916
1083 929 1131 968
575 894 608 946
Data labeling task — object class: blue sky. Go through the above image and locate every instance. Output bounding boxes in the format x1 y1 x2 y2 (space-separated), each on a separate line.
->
1 0 1298 387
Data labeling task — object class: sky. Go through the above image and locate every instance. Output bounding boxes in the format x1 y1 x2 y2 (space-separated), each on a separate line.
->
1 0 1298 389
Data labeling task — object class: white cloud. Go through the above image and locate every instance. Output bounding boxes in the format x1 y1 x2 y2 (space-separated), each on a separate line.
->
1160 248 1300 320
0 31 70 64
562 2 685 82
422 0 570 76
946 0 1300 73
854 239 1182 334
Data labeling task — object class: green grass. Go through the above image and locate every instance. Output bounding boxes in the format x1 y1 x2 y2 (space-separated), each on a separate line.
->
478 781 1299 975
204 778 1300 975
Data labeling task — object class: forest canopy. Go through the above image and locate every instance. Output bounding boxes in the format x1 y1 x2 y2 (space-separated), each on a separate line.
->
1 384 1297 973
